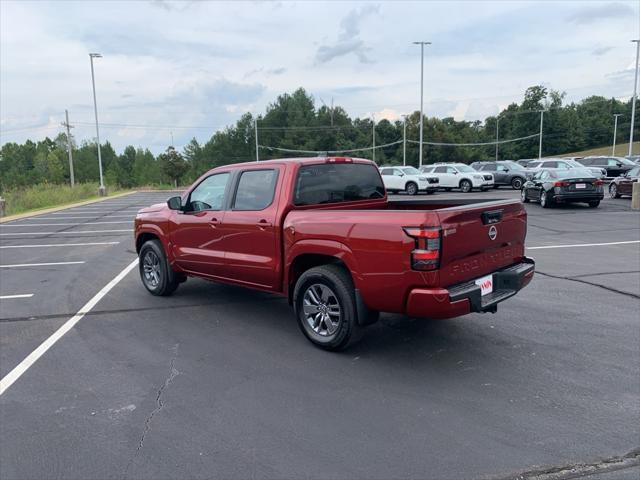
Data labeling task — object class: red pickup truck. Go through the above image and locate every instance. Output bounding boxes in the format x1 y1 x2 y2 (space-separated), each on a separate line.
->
134 157 534 350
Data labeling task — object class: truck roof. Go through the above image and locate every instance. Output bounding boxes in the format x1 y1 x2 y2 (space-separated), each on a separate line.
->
222 156 375 168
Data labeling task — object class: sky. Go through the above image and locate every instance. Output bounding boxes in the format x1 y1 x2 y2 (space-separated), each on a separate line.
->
1 0 639 154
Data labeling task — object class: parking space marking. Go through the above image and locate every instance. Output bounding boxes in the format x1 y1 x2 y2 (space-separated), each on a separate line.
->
528 240 640 250
0 242 120 249
0 258 139 396
0 229 130 236
0 294 34 300
0 261 86 268
1 221 131 226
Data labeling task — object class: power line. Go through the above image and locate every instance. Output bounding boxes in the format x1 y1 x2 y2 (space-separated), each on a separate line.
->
258 139 403 155
407 133 540 147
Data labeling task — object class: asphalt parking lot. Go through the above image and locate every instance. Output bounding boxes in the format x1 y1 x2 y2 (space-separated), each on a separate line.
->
0 190 638 480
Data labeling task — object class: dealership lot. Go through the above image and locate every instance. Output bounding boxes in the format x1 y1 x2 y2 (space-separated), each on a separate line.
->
0 191 638 479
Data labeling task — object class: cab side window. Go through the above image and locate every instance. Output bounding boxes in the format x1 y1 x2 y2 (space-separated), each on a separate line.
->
187 173 230 212
233 169 279 211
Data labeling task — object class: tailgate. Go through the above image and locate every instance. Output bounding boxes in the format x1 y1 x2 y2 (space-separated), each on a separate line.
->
436 200 527 287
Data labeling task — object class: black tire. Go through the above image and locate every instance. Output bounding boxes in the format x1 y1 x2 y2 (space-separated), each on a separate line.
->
139 239 180 296
459 179 472 193
609 184 621 199
588 200 600 208
511 177 524 190
405 182 418 195
540 190 552 208
521 188 530 203
293 264 361 351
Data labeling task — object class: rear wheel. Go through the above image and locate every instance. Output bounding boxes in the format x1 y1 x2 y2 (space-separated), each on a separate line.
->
540 190 552 208
405 182 418 195
511 177 524 190
588 200 600 208
521 188 530 203
609 184 620 199
293 265 361 351
459 179 472 193
139 239 181 296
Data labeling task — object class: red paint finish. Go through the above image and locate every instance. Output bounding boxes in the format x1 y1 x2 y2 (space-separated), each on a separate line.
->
135 157 534 319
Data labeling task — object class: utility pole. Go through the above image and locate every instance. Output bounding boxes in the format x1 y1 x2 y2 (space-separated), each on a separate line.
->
629 39 640 156
330 97 334 127
254 117 259 161
612 114 623 155
403 115 407 166
413 41 431 167
61 110 75 187
538 110 544 160
372 115 376 163
495 116 500 161
170 131 174 147
89 53 105 195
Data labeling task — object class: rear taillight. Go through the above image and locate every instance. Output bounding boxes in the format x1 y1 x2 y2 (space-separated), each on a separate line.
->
403 227 441 271
553 181 570 187
593 180 603 186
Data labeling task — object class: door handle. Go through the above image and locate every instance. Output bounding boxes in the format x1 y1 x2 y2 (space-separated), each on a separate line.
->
209 217 221 227
255 220 272 229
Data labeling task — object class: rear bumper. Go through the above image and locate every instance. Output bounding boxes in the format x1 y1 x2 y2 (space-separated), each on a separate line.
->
553 192 604 202
405 257 535 319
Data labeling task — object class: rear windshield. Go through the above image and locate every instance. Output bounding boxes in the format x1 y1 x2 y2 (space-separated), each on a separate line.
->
293 163 385 206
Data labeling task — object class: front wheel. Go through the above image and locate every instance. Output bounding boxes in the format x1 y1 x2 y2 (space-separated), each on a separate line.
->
540 190 552 208
293 265 361 351
139 239 181 296
609 184 620 199
405 182 418 195
511 177 524 190
588 200 600 208
459 180 472 193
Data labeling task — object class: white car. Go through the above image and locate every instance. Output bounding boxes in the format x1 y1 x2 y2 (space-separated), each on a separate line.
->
379 166 439 195
526 158 606 179
428 163 494 192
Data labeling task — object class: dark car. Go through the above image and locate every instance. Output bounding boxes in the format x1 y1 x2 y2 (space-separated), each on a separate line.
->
470 160 527 189
577 156 635 177
609 166 640 198
521 168 604 208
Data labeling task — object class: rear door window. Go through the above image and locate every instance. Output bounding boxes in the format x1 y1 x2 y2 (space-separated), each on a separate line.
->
293 163 385 206
233 169 279 211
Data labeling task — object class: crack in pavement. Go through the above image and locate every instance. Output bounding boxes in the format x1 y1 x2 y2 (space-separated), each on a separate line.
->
122 344 180 479
490 447 640 479
0 296 283 324
536 271 640 300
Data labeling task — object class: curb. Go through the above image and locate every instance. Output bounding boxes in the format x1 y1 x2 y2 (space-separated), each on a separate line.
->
0 191 138 223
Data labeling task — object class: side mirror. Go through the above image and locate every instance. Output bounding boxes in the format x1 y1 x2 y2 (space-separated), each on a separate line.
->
503 168 509 172
398 172 405 177
167 196 182 210
453 171 458 175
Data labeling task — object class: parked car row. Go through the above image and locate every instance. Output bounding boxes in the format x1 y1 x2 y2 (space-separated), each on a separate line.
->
380 163 493 194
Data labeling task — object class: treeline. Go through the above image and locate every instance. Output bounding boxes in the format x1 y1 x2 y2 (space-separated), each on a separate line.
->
0 85 636 192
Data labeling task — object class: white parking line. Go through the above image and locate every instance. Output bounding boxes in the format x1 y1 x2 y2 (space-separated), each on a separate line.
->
1 221 131 226
17 215 135 219
0 242 120 249
0 294 34 300
0 261 85 268
527 240 640 250
0 258 139 396
0 229 130 236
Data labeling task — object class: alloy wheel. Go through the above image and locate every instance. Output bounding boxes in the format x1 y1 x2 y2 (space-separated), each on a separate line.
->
302 284 341 337
143 250 161 288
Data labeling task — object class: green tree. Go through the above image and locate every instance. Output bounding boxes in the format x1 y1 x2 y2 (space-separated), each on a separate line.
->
159 146 188 187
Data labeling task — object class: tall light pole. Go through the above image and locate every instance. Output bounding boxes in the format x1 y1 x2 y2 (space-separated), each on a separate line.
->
629 39 640 156
495 115 500 161
612 114 623 155
254 118 259 161
414 41 431 167
538 110 545 160
372 115 376 163
402 115 407 166
89 53 105 195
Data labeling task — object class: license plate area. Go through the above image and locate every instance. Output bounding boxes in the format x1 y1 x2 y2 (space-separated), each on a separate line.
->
474 274 494 296
575 183 586 189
